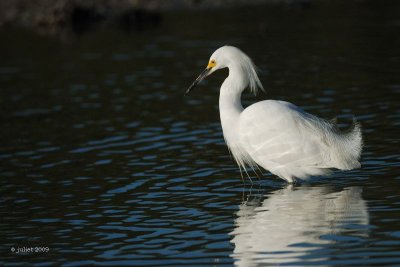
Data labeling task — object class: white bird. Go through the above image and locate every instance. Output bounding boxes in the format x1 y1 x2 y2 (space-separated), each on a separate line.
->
186 46 362 183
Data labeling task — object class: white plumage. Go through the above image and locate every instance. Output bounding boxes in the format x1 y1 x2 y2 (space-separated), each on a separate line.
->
186 46 362 183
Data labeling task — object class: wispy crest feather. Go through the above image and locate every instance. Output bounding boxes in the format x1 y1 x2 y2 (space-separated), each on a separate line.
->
239 51 265 95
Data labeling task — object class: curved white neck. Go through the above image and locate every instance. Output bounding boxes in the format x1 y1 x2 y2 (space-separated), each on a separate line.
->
219 66 247 145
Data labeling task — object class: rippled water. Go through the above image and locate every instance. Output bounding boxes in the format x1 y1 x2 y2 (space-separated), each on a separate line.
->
1 1 400 266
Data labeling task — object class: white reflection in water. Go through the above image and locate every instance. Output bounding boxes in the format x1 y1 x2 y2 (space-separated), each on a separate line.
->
230 186 369 266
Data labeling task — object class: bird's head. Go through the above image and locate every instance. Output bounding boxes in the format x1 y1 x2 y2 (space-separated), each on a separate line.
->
184 46 229 95
185 46 264 95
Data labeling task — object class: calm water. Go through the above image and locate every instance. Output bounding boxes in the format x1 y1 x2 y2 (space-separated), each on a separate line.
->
1 1 400 266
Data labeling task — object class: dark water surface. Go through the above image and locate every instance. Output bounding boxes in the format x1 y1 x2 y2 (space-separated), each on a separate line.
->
1 1 400 266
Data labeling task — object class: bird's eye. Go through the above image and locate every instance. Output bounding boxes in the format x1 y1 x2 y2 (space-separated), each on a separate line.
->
207 59 217 69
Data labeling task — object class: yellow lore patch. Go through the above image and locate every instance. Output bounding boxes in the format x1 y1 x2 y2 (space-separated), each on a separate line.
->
207 60 216 69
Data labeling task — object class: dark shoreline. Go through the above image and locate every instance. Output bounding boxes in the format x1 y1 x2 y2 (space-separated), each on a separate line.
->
0 0 312 37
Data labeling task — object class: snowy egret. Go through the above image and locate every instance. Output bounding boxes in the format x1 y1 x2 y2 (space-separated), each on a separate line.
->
186 46 362 183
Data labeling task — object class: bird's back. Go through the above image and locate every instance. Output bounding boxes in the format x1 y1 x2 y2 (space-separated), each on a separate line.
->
238 100 362 181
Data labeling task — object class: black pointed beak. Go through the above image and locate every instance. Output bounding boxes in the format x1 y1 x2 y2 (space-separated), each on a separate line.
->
185 68 211 96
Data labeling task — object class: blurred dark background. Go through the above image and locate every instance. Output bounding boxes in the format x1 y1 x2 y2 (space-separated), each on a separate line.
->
0 0 307 37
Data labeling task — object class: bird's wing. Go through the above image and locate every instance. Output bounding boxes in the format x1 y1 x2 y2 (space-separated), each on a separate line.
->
238 100 331 169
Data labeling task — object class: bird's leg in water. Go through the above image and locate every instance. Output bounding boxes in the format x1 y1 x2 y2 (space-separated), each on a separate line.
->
241 182 254 205
287 176 298 185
